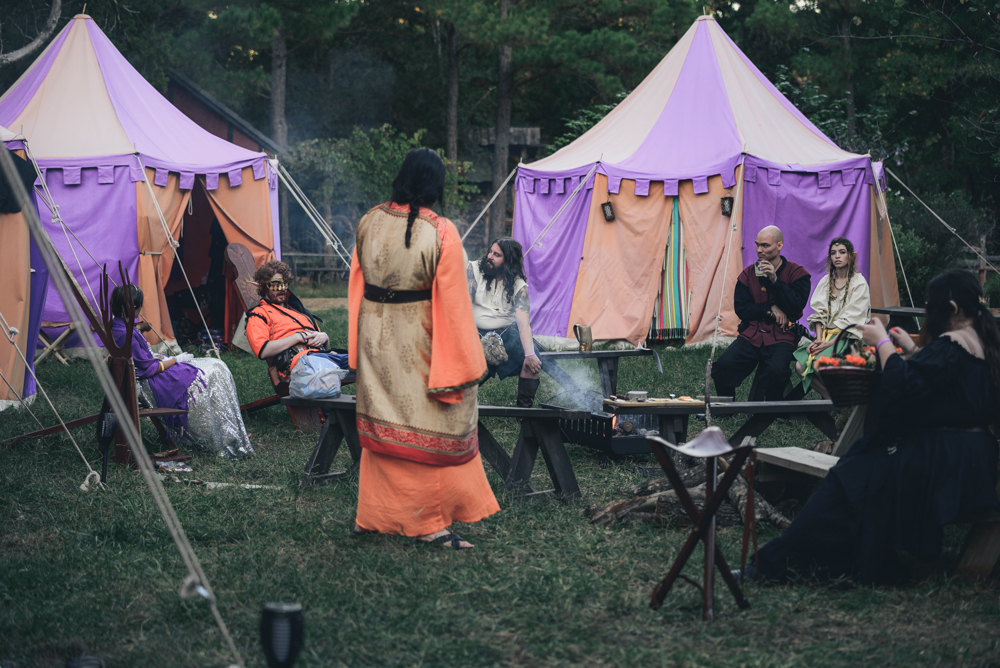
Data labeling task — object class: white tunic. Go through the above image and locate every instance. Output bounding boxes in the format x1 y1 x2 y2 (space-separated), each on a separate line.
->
469 261 527 331
807 273 871 338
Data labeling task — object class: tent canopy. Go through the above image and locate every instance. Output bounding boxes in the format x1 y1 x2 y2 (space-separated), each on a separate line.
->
0 125 22 143
530 15 859 179
0 15 280 347
513 16 897 345
0 14 263 173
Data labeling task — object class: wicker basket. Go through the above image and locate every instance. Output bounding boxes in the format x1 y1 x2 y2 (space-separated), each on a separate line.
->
815 325 878 407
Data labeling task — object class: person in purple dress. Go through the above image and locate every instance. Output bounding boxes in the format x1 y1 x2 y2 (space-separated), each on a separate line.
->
111 285 252 458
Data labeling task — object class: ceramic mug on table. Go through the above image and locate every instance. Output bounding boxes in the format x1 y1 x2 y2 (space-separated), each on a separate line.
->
573 324 593 352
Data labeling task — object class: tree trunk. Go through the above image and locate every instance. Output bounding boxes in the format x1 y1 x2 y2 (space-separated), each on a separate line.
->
841 16 856 143
489 0 513 243
0 0 61 66
446 22 459 163
272 28 290 253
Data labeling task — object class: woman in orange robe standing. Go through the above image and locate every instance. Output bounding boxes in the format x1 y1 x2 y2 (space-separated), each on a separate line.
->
348 148 499 549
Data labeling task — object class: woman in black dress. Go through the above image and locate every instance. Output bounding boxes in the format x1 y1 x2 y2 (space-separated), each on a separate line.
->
753 270 1000 585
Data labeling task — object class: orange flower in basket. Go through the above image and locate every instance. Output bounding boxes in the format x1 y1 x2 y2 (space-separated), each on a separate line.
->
844 354 867 367
815 356 839 368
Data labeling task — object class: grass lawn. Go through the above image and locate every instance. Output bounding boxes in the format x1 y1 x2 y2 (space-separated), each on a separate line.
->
2 308 999 667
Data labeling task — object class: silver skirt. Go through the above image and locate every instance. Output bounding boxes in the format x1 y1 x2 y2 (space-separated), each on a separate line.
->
139 357 253 459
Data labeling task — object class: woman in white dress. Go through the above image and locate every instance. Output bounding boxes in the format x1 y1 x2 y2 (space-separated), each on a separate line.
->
793 237 871 399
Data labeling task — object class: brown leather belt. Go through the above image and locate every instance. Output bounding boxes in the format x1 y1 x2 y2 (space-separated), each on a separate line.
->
364 283 432 304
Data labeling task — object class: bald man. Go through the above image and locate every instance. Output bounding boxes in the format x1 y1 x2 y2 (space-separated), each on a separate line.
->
712 226 811 401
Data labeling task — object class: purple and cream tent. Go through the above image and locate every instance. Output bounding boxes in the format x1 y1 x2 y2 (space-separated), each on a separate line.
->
0 14 280 348
513 15 898 346
0 124 47 410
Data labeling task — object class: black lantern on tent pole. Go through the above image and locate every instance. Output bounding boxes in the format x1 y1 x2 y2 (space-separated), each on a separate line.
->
261 602 304 668
720 196 734 217
601 197 615 221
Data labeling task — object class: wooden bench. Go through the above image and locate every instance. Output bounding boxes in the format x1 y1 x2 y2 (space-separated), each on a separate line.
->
755 447 838 479
283 395 589 503
755 405 1000 579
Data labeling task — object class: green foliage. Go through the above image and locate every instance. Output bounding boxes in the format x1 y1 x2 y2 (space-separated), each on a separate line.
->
773 65 888 157
887 190 995 303
285 125 479 230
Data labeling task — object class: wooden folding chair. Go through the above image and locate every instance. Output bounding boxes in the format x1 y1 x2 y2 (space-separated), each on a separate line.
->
225 243 327 432
36 321 76 365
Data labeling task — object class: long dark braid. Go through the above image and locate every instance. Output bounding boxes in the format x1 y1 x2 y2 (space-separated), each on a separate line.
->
824 237 858 312
391 148 446 249
406 203 419 248
922 270 1000 433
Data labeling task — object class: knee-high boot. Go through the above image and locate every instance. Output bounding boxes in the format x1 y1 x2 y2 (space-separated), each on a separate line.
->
516 377 540 408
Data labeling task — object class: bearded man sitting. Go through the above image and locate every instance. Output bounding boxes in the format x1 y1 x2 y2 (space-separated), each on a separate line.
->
467 237 543 408
245 260 341 387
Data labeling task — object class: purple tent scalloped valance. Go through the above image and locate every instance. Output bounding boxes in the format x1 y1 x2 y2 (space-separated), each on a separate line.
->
26 155 269 189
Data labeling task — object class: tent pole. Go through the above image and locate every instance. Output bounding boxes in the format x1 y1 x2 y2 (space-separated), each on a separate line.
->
0 142 245 668
135 154 220 359
461 164 519 243
523 162 600 257
709 154 746 360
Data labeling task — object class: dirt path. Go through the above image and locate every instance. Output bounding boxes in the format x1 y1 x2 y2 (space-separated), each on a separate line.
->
301 297 349 311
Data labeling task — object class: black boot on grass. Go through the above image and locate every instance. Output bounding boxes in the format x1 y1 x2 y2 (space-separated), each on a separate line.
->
516 377 540 408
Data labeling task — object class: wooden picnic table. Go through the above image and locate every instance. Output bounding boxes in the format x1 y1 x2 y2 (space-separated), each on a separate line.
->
873 305 1000 332
602 399 839 450
538 347 659 399
282 395 590 502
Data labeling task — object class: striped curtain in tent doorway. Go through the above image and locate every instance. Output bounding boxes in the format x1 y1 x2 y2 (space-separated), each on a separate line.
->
648 198 689 343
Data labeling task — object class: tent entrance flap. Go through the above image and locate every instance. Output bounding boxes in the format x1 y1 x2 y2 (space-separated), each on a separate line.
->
163 181 227 348
648 198 689 343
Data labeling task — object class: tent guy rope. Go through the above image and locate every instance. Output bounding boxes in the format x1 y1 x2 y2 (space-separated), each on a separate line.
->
21 140 173 345
23 139 103 312
709 155 747 359
524 162 600 257
885 167 1000 280
134 153 221 359
461 164 519 243
0 360 43 428
0 308 102 491
277 163 353 267
0 145 244 668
